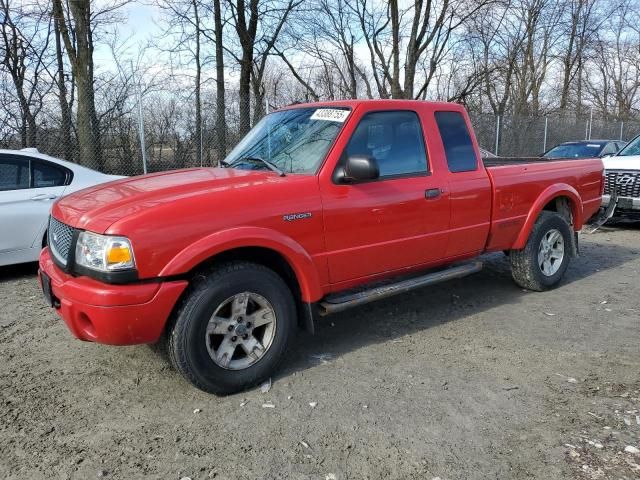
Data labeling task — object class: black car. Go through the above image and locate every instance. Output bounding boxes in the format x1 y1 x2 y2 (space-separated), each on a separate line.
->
543 140 626 159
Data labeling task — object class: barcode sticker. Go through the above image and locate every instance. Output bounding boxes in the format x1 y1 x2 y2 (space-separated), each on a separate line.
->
310 109 351 122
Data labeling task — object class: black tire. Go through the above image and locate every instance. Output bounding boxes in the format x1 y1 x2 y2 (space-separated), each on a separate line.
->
510 211 572 291
167 261 296 395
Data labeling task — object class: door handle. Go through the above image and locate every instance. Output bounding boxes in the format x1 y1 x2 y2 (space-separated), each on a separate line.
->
31 194 58 201
425 188 442 199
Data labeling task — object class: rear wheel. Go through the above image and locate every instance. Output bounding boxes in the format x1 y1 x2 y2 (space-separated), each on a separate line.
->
167 262 296 395
510 211 572 291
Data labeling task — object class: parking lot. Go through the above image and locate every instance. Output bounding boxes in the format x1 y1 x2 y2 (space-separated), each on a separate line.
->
1 224 639 480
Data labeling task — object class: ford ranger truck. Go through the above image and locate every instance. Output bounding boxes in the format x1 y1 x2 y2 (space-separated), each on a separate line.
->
39 100 604 395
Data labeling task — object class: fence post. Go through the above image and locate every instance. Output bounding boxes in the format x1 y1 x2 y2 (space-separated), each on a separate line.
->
620 121 624 141
588 107 593 140
494 115 501 156
266 96 272 159
200 118 204 167
543 117 548 153
132 62 148 175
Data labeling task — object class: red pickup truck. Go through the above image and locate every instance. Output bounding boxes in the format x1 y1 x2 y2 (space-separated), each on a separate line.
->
39 100 603 394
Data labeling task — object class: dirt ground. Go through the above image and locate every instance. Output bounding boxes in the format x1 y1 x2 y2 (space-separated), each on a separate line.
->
1 224 639 480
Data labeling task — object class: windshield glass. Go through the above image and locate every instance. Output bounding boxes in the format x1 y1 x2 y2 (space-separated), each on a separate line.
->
618 135 640 156
544 143 604 159
223 107 350 174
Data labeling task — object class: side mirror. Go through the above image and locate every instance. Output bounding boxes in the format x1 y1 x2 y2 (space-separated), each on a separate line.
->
336 155 380 184
601 153 615 158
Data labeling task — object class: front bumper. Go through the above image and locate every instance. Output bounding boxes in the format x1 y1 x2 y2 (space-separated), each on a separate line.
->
601 194 640 211
38 248 188 345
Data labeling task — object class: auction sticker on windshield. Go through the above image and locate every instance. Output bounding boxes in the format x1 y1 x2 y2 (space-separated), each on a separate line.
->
310 109 351 122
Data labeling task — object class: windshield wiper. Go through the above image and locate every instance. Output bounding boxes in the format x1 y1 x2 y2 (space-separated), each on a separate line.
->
225 156 286 177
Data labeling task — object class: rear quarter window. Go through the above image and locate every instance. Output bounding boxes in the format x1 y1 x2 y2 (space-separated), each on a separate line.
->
435 111 477 173
32 161 67 188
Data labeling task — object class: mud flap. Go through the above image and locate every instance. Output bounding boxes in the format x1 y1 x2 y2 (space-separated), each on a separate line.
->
299 302 316 334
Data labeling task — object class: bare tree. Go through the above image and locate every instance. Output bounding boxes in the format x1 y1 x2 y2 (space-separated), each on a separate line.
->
347 0 494 99
1 0 53 147
155 0 210 166
557 0 602 112
277 0 368 101
52 0 102 167
53 9 74 160
226 0 301 134
213 0 226 163
586 0 640 120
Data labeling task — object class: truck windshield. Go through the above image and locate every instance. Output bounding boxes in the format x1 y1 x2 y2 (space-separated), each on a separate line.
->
618 135 640 157
223 107 350 174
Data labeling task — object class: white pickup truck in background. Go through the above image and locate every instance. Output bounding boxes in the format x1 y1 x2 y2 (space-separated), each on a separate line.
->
602 134 640 220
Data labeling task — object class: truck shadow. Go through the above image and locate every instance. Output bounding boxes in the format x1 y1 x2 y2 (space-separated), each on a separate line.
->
280 233 639 379
0 262 39 282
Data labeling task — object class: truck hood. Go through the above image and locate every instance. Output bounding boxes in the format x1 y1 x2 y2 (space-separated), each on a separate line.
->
53 167 278 232
603 155 640 171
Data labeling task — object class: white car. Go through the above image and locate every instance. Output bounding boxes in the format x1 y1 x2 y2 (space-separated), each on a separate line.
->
0 148 124 266
601 134 640 219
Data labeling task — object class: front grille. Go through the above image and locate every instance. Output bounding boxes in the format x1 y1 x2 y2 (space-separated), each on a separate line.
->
604 170 640 197
48 217 74 266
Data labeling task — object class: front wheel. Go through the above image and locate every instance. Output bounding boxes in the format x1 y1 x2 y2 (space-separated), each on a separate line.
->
167 262 296 395
510 211 573 291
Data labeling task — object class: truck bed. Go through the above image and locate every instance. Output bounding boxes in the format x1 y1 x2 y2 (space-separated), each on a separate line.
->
482 157 604 252
482 156 582 167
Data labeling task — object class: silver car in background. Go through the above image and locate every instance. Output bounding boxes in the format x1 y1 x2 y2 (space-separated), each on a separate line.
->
0 148 124 266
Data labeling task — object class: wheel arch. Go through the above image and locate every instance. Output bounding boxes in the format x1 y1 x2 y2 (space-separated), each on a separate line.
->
159 227 323 332
513 185 583 250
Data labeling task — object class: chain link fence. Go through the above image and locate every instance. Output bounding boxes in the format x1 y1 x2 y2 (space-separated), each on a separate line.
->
470 113 640 157
3 91 640 176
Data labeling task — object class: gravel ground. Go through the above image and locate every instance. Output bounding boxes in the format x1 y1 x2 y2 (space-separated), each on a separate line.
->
1 224 639 480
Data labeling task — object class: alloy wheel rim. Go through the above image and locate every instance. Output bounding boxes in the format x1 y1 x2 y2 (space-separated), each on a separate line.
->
537 228 565 277
205 292 277 370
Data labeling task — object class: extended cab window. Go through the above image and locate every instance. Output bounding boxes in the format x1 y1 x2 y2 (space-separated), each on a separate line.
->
435 111 477 172
345 111 428 177
32 161 67 188
0 157 29 191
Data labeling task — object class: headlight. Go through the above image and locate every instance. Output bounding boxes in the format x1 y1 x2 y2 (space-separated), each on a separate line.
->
75 232 136 272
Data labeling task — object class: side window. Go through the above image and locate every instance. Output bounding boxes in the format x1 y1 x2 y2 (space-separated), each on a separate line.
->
435 111 477 173
0 157 29 191
32 161 67 188
345 111 428 177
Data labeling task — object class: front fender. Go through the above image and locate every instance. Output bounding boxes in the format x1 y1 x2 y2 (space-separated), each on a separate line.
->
513 183 583 250
159 226 324 303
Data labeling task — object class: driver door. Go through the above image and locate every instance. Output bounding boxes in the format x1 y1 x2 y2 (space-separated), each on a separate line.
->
320 109 450 284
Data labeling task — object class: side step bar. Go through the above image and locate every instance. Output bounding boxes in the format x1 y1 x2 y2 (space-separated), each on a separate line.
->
318 261 483 316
